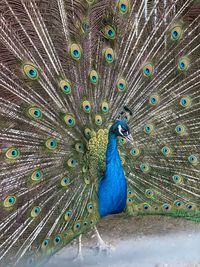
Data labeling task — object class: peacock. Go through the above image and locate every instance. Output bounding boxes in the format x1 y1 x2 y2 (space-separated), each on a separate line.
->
1 0 200 266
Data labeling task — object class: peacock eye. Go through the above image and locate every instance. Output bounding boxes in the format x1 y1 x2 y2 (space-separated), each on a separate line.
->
73 222 81 232
67 158 77 167
180 96 191 109
149 94 159 106
6 147 20 159
95 115 103 126
127 197 133 205
144 123 154 134
82 100 92 113
31 206 41 218
118 0 130 14
161 146 172 157
143 62 154 77
81 19 90 32
186 203 193 210
104 47 115 63
175 125 186 136
172 174 183 184
130 148 140 157
28 107 42 120
64 114 76 127
87 203 94 213
116 78 127 92
101 101 109 113
162 203 171 211
178 57 190 72
145 189 154 198
31 169 43 181
59 79 72 94
170 25 183 41
4 195 17 208
64 210 72 221
61 176 70 187
23 63 39 80
84 176 91 184
70 44 82 60
188 154 198 166
43 239 49 247
118 136 126 144
75 143 85 153
41 239 50 250
84 128 92 138
127 190 134 197
174 200 182 208
54 235 61 244
103 25 116 40
122 113 130 122
143 203 149 210
45 138 58 150
89 70 99 84
140 163 150 173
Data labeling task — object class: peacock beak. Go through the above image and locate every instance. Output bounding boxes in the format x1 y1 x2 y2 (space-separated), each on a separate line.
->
125 133 133 143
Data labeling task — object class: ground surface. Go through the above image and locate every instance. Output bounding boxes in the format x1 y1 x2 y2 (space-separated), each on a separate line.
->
45 215 200 267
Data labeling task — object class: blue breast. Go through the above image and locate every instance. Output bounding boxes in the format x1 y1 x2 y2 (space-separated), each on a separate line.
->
98 132 127 217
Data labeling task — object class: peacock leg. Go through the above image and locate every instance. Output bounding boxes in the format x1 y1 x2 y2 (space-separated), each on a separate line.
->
93 226 115 255
73 234 84 262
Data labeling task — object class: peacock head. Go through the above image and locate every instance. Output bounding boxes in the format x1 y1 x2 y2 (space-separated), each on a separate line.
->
109 120 133 142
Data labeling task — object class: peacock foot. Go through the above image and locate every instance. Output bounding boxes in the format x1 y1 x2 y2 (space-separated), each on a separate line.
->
94 240 115 255
73 252 84 262
93 226 115 255
73 234 84 262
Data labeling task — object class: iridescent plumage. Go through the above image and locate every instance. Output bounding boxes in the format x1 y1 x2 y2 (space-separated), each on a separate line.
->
0 0 200 266
99 120 130 217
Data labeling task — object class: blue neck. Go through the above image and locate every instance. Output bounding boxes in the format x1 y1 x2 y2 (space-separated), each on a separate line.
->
98 130 127 217
105 131 121 175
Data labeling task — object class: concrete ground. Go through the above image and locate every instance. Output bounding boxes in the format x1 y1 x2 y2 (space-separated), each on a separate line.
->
45 215 200 267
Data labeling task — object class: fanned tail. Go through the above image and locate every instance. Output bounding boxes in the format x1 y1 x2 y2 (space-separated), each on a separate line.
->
116 1 200 220
0 0 200 266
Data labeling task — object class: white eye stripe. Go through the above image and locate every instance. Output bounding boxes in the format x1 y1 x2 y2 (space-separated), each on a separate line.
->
118 125 124 136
